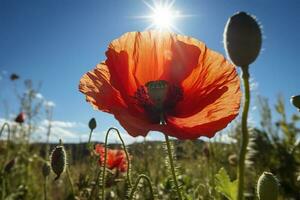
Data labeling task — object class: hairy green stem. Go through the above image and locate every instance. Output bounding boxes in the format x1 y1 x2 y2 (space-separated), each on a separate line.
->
88 169 101 200
237 66 250 200
164 134 182 200
101 127 132 200
129 174 155 200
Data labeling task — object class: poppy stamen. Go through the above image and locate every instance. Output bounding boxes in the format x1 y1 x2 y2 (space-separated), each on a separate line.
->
134 80 183 124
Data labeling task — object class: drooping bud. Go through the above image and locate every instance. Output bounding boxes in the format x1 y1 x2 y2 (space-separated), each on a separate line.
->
257 172 279 200
88 118 97 130
4 158 16 173
224 11 262 67
291 95 300 111
15 112 26 124
50 145 67 180
42 162 51 178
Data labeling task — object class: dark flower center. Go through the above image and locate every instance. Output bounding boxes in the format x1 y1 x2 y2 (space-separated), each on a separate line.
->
134 80 183 124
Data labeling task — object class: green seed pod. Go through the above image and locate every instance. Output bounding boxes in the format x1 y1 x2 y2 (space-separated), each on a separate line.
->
50 145 66 180
257 172 279 200
88 118 97 130
224 11 262 67
291 95 300 111
42 162 51 178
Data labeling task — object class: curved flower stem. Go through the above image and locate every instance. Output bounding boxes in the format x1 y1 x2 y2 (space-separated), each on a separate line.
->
101 127 132 200
0 122 10 142
129 174 155 200
0 123 11 162
164 134 182 200
237 66 250 200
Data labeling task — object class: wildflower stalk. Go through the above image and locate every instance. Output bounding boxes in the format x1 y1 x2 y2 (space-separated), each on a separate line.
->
101 127 132 200
1 174 6 200
237 66 250 200
66 167 75 197
44 176 48 200
87 129 94 149
164 134 183 200
129 174 155 200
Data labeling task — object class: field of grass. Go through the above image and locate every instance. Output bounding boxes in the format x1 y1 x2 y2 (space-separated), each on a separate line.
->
1 95 300 199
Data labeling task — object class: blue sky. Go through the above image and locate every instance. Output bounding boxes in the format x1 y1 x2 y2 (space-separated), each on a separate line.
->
0 0 299 143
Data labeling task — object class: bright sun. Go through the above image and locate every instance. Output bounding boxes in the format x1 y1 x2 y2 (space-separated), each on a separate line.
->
137 0 187 32
150 4 177 30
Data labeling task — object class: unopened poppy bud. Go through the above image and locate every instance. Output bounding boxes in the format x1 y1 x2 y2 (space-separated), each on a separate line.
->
42 162 51 178
224 11 262 67
4 158 16 173
89 118 97 130
50 145 66 180
291 95 300 111
257 172 279 200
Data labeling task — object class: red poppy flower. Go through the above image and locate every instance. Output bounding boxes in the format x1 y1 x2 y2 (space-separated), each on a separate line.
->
15 112 25 124
95 144 128 173
79 31 241 139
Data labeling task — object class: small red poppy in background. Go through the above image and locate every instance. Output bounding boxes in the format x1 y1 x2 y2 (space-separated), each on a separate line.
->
95 144 128 173
15 112 25 124
80 31 241 139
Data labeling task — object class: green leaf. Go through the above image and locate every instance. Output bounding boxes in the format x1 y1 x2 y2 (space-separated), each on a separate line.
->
215 168 237 200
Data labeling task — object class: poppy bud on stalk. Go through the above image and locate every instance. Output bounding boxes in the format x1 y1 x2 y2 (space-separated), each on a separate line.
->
4 158 16 173
291 95 300 111
42 162 51 178
224 11 262 67
257 172 279 200
50 145 67 180
88 118 97 130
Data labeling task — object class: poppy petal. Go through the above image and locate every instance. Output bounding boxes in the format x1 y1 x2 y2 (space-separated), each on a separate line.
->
79 63 126 113
164 77 241 139
174 46 241 118
114 112 154 137
106 31 201 89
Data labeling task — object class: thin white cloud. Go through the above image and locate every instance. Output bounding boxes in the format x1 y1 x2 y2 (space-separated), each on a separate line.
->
44 100 56 107
41 119 83 128
250 78 259 92
35 93 44 100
